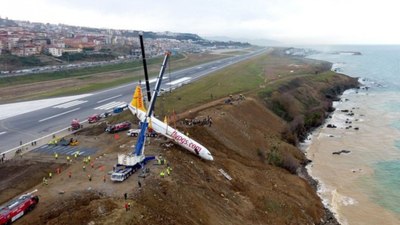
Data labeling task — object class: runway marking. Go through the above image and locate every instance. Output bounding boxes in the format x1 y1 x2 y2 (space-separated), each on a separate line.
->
32 146 97 156
39 108 80 122
94 101 126 110
0 131 6 136
165 77 191 85
66 150 74 155
97 94 122 103
53 100 87 109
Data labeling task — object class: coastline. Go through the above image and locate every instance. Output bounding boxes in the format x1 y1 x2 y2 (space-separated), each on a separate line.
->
298 81 366 224
299 69 400 225
298 166 340 225
298 89 349 225
292 58 359 225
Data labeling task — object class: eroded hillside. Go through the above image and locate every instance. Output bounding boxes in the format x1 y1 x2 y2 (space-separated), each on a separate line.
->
0 49 359 225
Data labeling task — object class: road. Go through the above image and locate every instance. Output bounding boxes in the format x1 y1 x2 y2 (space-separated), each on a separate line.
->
0 48 267 153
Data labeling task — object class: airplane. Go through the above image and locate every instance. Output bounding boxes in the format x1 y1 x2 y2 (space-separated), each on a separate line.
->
128 84 214 161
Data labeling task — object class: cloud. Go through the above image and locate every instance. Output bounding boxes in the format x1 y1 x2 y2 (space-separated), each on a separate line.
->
1 0 400 44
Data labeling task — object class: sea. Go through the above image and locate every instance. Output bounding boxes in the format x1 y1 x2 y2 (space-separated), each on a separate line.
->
302 45 400 225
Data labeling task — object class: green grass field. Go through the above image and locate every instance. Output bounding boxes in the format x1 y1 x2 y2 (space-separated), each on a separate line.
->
155 51 337 116
0 55 183 88
156 53 269 114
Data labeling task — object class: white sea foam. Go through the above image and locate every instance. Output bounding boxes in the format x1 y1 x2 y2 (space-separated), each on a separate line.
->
332 100 341 108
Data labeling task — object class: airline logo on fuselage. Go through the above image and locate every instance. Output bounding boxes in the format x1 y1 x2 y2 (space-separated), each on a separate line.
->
136 88 144 109
171 131 202 154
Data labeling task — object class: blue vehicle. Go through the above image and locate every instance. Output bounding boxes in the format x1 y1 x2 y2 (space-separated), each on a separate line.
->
113 104 128 113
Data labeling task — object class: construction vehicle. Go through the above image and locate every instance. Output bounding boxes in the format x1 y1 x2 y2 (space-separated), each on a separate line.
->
0 190 39 225
111 51 170 182
105 121 131 133
58 138 79 146
69 138 79 146
88 114 101 123
71 119 82 131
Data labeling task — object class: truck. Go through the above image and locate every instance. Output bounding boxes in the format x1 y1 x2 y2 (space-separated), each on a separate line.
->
111 156 155 181
105 121 131 133
88 114 101 123
0 190 39 225
111 163 143 182
71 119 82 131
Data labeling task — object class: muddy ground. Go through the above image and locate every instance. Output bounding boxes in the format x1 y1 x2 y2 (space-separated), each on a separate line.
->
1 96 328 225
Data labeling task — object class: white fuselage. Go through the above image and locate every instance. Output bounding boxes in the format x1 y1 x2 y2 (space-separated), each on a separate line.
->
129 105 213 160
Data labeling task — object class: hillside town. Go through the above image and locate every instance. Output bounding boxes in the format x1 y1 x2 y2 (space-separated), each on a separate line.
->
0 17 251 73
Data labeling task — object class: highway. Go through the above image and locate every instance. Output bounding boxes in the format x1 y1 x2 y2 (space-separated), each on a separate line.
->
0 48 267 153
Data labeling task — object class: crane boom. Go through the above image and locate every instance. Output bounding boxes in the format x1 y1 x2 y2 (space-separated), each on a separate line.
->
139 34 152 102
134 52 170 156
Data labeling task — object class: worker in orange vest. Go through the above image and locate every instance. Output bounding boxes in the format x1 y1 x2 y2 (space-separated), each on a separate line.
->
68 171 72 178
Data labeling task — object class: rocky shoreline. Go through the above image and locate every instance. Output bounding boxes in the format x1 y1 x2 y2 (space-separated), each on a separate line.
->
297 82 360 225
298 166 340 225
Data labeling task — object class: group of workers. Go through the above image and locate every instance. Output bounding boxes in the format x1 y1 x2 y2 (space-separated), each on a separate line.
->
44 151 104 185
55 151 85 163
159 166 172 178
158 156 172 178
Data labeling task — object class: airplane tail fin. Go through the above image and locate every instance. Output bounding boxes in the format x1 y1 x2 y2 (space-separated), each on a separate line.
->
130 85 146 112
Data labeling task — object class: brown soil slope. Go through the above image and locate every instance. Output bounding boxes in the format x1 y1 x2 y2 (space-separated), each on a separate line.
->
3 96 329 225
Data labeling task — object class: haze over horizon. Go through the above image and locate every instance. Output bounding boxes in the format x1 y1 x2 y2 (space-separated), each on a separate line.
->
2 0 400 45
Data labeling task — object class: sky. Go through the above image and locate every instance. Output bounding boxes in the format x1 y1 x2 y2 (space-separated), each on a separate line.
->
1 0 400 45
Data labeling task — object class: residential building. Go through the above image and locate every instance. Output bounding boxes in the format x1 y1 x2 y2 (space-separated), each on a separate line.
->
48 47 63 57
11 45 39 56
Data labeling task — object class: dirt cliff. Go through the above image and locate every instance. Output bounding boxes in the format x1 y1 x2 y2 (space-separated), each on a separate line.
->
0 51 359 225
